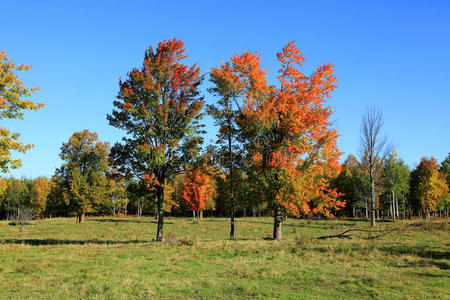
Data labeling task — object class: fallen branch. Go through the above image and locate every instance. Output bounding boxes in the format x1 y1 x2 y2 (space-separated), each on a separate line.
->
317 229 354 239
317 226 405 240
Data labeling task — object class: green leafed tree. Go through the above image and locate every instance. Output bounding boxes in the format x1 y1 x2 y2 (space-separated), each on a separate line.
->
107 38 205 241
207 71 243 238
54 130 110 223
382 152 410 219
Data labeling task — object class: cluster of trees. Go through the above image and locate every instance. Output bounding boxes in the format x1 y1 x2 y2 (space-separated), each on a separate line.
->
1 39 448 242
332 152 449 221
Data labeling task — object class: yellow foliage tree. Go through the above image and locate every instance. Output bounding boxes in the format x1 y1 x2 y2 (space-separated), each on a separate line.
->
30 177 52 218
0 51 44 172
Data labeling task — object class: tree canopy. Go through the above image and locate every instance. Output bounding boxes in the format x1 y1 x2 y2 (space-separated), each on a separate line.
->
0 51 44 172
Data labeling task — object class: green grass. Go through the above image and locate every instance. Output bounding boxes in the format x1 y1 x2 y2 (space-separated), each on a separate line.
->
0 216 448 299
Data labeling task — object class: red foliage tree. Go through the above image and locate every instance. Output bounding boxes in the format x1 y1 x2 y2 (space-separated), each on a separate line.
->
108 38 204 241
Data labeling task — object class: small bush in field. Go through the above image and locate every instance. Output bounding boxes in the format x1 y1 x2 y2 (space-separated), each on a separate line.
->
178 236 195 246
165 231 177 243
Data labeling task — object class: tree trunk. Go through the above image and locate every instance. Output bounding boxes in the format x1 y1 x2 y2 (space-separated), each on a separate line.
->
395 197 399 219
76 212 85 223
273 205 282 241
228 126 235 240
156 183 165 242
389 194 393 219
192 210 196 223
365 200 368 219
370 172 376 226
402 199 406 219
137 199 143 216
199 210 203 220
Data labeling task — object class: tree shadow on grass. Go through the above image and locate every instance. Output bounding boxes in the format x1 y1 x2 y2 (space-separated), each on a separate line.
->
414 272 449 278
87 218 173 224
0 238 151 246
379 245 450 260
379 245 450 270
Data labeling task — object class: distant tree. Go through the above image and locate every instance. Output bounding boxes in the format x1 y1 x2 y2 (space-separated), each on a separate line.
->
440 153 450 190
359 108 392 226
182 169 215 223
0 177 9 218
332 155 362 217
0 51 44 173
126 180 151 216
30 177 52 218
352 165 372 218
382 152 410 219
54 130 110 223
439 153 450 217
106 176 128 216
211 42 343 240
409 157 448 219
10 206 35 232
107 38 205 241
4 178 30 220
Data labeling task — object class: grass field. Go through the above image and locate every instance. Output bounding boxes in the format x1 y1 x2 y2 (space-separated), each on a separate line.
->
0 216 448 299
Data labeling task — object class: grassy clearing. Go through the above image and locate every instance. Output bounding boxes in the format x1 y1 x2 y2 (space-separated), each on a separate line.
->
0 217 448 299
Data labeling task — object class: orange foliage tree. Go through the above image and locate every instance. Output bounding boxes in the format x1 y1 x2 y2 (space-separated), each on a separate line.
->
182 169 215 223
211 42 344 240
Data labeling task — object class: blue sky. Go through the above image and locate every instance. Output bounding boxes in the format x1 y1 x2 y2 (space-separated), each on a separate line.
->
2 0 449 178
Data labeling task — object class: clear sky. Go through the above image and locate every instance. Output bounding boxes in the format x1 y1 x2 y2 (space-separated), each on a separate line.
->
2 0 449 178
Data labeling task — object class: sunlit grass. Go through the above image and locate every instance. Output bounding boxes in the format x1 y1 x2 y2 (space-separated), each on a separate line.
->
0 217 448 299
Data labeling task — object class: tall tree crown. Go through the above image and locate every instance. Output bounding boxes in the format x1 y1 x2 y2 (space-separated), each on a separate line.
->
107 38 205 181
210 41 343 217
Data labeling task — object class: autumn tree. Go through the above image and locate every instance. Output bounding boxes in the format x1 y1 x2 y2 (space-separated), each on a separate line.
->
359 108 392 226
410 157 448 219
211 42 343 240
0 51 44 173
106 175 129 216
54 130 110 223
0 177 9 218
30 177 52 218
107 38 204 241
182 169 215 223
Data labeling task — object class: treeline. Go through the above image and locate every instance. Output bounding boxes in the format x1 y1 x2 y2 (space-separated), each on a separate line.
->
332 153 449 220
1 147 448 222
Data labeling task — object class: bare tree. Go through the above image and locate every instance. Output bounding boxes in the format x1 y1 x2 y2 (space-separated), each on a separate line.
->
359 108 393 227
10 207 35 233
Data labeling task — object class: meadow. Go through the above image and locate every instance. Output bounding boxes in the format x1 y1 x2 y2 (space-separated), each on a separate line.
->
0 217 448 299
